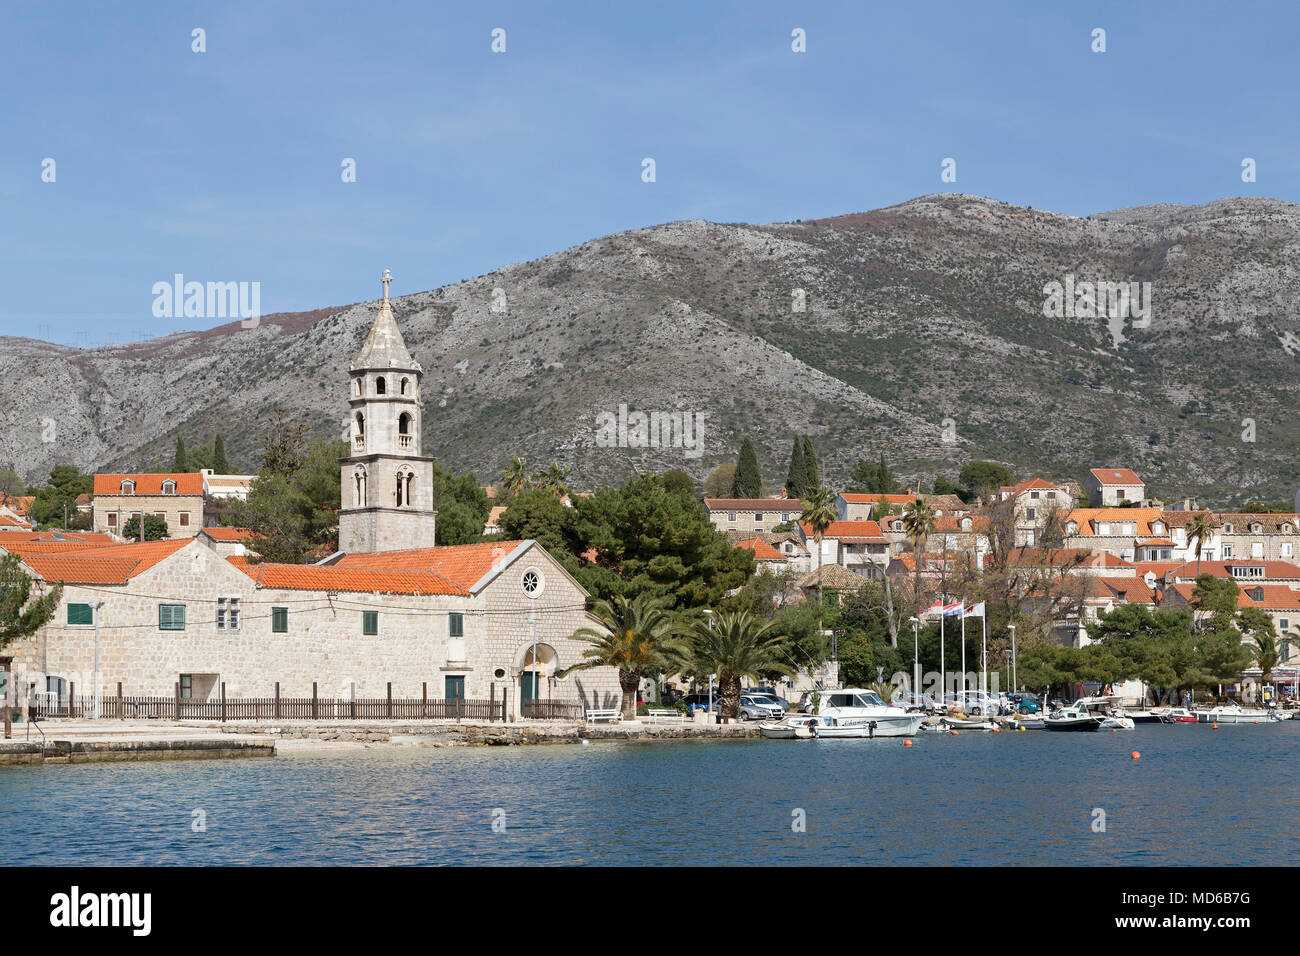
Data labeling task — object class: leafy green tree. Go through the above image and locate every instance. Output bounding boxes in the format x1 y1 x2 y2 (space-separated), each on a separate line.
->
847 452 899 494
212 434 231 473
121 514 169 541
532 461 571 498
431 463 491 545
1191 574 1241 627
563 593 681 719
0 553 62 650
732 437 763 497
228 438 347 562
672 609 795 719
958 461 1012 500
703 463 736 498
497 488 574 555
571 475 754 611
784 437 806 498
932 475 965 499
258 408 308 477
27 465 93 528
801 436 819 492
0 467 24 495
661 469 695 498
173 437 188 472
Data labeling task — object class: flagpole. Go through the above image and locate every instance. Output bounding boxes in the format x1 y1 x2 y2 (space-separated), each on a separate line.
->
940 602 946 706
961 601 967 699
981 610 988 705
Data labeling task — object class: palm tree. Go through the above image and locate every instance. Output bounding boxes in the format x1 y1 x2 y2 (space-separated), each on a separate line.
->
674 609 795 719
1249 629 1283 688
1186 510 1216 578
533 461 571 498
799 486 837 630
501 456 529 497
563 593 679 719
903 497 937 612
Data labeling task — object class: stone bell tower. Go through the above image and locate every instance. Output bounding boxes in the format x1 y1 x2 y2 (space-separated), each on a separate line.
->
337 270 437 553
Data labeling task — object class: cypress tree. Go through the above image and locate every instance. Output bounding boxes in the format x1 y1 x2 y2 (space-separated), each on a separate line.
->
802 436 819 492
173 437 188 472
213 434 231 473
785 437 806 498
732 437 763 498
876 452 898 494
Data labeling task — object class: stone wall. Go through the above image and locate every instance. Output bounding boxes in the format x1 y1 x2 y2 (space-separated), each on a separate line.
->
93 494 204 538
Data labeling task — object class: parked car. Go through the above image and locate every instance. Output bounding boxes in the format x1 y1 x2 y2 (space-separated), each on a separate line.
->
738 695 784 721
895 690 940 712
944 690 1005 716
1010 691 1042 714
681 693 720 712
742 689 789 712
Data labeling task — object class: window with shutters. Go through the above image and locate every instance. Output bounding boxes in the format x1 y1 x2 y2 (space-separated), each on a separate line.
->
362 610 378 635
67 603 94 626
272 607 288 633
159 604 186 631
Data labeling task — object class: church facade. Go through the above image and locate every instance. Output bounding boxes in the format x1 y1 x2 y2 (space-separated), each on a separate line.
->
5 274 620 718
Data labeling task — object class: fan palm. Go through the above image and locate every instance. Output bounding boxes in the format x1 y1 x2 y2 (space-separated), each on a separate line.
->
1249 629 1283 687
563 593 678 718
799 486 837 630
533 461 571 498
673 609 795 719
501 456 529 497
1186 510 1216 577
903 497 936 610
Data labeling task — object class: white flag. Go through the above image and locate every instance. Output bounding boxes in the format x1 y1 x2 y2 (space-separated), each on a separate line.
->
963 601 986 618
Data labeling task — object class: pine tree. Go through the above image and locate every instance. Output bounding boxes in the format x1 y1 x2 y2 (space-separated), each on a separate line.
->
173 437 188 472
213 434 230 473
732 437 763 498
802 436 819 492
785 437 806 498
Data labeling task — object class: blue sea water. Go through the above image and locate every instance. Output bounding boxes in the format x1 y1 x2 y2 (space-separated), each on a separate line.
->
3 724 1297 866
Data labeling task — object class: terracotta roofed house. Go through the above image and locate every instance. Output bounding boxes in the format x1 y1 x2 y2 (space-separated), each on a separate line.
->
92 473 205 539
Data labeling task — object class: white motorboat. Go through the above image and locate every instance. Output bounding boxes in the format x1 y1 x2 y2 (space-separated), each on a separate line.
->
1043 696 1123 732
938 716 998 731
1198 705 1277 724
1098 714 1136 729
810 688 926 737
1010 715 1045 729
758 715 877 739
1158 707 1197 723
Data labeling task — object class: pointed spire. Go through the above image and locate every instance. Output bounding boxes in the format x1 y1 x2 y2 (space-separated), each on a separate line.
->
351 268 420 372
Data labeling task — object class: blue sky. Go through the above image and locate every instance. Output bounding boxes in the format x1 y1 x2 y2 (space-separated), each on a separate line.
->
2 0 1296 344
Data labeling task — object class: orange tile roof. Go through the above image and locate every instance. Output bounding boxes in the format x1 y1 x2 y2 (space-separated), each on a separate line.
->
0 515 32 528
241 563 464 596
1136 561 1181 579
23 538 192 585
1090 468 1143 485
735 538 785 560
1169 559 1300 580
200 527 260 541
799 520 887 542
93 473 205 496
1093 576 1155 603
933 514 989 533
1063 507 1164 536
1166 581 1300 611
331 541 527 590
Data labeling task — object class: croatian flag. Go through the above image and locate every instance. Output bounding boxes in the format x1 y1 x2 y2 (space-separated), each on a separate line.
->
942 602 964 617
925 601 963 617
963 601 986 618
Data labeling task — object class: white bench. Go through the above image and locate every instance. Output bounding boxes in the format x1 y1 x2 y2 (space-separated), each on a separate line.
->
645 709 686 724
585 709 623 724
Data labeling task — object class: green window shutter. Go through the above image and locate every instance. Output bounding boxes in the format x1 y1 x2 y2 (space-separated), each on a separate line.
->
271 607 288 633
67 603 93 626
449 612 463 638
362 610 378 635
159 604 186 631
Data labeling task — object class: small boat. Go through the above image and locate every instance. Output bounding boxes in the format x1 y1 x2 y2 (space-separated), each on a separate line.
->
1043 696 1122 732
1011 715 1045 729
809 688 926 737
758 715 877 739
1198 705 1276 724
1127 710 1164 724
1098 714 1135 730
939 716 998 731
1158 708 1197 723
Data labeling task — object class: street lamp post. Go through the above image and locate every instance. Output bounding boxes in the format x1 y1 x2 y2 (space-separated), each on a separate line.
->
1008 623 1017 692
92 600 105 719
909 616 920 705
527 615 537 718
703 610 715 719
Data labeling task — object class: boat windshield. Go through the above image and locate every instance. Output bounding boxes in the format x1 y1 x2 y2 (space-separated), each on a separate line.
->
855 692 886 707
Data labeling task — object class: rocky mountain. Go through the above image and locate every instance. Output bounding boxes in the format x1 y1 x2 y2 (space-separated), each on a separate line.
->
4 193 1299 506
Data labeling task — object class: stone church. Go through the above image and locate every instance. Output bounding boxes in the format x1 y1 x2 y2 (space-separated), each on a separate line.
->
4 274 620 718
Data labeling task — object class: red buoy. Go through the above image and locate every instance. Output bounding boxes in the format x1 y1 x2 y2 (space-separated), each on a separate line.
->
1131 751 1140 759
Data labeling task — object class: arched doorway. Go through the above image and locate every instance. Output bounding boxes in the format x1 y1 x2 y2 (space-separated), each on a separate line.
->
518 643 558 717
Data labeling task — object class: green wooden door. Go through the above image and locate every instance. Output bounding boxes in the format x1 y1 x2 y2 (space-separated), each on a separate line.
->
521 672 539 702
445 676 465 700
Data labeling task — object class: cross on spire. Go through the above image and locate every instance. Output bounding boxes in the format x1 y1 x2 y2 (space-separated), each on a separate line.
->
381 268 393 302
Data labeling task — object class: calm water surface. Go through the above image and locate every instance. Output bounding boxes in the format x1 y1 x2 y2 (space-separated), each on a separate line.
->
4 725 1298 865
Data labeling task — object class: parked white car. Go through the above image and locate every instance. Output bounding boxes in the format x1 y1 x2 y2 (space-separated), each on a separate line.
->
944 690 1005 716
739 695 784 721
